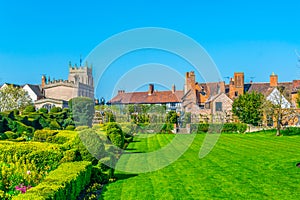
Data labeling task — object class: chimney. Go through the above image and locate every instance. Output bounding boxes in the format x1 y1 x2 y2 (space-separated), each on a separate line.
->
234 72 244 88
41 75 46 88
270 72 278 87
118 90 125 94
148 84 154 95
172 84 176 94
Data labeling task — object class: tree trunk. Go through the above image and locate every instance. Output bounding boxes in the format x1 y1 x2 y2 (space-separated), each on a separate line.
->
276 120 281 136
276 128 280 136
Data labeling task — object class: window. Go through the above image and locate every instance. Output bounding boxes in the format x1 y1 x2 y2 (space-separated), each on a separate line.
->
215 102 222 111
235 91 238 96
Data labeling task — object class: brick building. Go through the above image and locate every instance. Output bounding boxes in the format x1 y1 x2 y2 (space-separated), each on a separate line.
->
34 63 94 110
108 71 300 125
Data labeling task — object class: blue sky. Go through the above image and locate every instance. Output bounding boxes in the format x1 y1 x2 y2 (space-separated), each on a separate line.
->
1 0 300 99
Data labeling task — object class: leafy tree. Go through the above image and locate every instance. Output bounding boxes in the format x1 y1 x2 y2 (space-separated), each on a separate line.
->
69 97 95 127
23 105 36 115
263 87 296 136
232 92 264 126
0 85 32 112
166 111 178 124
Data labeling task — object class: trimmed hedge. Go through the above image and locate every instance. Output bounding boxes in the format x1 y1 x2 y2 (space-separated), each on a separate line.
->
33 130 58 142
106 122 124 149
13 161 92 200
0 141 63 172
190 123 247 133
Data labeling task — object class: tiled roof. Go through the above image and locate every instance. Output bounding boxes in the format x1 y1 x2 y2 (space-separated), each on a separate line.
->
108 90 184 104
247 82 294 100
25 84 44 98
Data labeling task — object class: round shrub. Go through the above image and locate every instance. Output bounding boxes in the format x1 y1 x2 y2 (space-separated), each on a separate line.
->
4 131 18 139
0 133 8 140
33 129 58 142
65 125 75 131
50 107 62 113
75 126 89 131
23 105 36 114
49 120 61 130
106 122 124 149
39 107 48 114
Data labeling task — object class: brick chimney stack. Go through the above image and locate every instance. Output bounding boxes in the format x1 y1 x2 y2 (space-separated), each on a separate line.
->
270 72 278 87
41 75 46 88
148 84 154 95
172 84 176 94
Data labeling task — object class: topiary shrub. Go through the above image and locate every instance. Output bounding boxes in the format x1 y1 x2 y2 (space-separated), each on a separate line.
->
50 106 62 113
49 120 61 130
38 107 48 114
160 123 174 133
0 133 8 140
75 126 89 131
33 129 58 142
13 161 92 200
60 149 81 163
237 123 247 133
106 122 124 149
22 105 36 115
65 125 75 131
4 131 18 139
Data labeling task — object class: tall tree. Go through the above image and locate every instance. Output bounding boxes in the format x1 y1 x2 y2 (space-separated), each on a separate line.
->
232 92 264 126
264 87 296 136
69 97 95 127
0 85 32 112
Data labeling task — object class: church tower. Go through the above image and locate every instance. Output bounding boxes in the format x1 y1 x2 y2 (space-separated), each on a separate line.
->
68 62 93 87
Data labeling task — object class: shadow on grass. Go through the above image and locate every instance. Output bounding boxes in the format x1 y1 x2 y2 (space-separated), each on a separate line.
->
115 173 138 181
130 140 141 143
123 151 145 154
125 148 137 151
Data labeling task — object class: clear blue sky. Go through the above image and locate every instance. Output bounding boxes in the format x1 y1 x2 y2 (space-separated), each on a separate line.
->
1 0 300 99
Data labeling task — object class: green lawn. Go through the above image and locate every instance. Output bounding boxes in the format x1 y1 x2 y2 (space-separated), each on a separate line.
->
101 133 300 199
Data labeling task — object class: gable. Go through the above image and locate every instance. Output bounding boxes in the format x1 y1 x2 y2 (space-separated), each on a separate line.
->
266 88 291 108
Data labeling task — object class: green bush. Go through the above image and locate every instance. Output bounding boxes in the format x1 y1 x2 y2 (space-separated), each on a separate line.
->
50 107 62 113
281 127 300 136
106 122 124 149
22 105 36 115
49 120 61 130
0 141 63 171
75 126 89 131
33 130 58 142
65 125 75 131
0 133 8 140
13 161 92 200
60 149 81 163
237 123 247 133
38 108 48 114
190 123 247 134
161 123 174 133
4 131 18 139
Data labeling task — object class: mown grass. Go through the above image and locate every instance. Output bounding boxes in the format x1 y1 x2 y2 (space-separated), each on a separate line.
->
101 132 300 199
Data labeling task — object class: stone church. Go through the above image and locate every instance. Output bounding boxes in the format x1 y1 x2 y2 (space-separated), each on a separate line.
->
34 62 94 110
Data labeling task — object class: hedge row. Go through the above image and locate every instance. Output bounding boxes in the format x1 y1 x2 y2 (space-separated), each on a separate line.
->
0 141 63 170
190 123 247 133
13 161 92 200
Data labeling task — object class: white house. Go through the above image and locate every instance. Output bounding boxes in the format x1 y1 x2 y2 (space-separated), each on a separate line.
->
266 88 291 108
22 84 43 102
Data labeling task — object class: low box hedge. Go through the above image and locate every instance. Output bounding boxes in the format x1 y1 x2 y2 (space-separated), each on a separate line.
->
190 123 247 133
13 161 92 200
